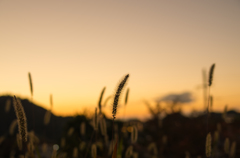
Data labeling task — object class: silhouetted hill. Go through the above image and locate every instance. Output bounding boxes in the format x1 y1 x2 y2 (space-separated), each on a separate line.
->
1 95 240 157
0 95 73 142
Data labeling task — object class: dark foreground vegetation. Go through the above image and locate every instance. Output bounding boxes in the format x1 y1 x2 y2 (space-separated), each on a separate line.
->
0 95 239 158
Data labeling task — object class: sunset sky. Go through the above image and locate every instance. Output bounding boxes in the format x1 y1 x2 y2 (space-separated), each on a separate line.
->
0 0 240 120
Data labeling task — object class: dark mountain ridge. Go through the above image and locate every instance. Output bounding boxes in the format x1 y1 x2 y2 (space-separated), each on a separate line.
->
0 95 72 142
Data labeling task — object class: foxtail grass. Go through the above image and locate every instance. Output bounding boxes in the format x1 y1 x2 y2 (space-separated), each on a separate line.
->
206 132 212 157
202 69 208 110
73 147 78 158
80 122 86 136
0 136 5 145
79 141 86 151
51 150 57 158
13 96 28 142
224 138 230 154
112 141 118 158
28 72 35 132
222 105 228 120
111 74 129 152
208 64 215 87
61 138 66 148
133 152 138 158
123 88 130 119
125 88 129 105
148 142 158 156
91 144 97 158
185 151 190 158
214 131 219 143
28 72 33 99
67 127 74 136
230 141 236 158
112 74 129 120
207 64 215 133
42 143 47 153
100 117 107 136
98 87 106 114
93 108 98 131
207 64 215 113
43 110 51 125
125 146 133 158
162 135 168 145
131 125 138 144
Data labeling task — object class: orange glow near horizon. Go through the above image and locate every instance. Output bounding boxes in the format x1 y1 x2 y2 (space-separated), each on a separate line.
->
0 1 240 119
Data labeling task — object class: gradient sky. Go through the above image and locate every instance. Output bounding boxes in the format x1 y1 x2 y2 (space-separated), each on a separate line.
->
0 0 240 120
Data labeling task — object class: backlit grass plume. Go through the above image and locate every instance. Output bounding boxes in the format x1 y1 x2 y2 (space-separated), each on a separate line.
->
131 125 138 143
206 132 212 157
13 95 28 142
44 110 51 125
112 74 129 120
230 141 236 158
208 64 215 87
28 72 33 99
224 138 230 154
44 94 53 125
125 88 130 105
94 108 98 131
91 144 97 158
125 146 133 158
98 87 106 114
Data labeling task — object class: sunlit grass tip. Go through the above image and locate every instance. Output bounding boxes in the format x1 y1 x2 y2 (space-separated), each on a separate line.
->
208 64 215 87
224 138 230 154
206 132 212 157
125 88 130 105
112 74 129 120
13 95 28 142
98 87 106 114
28 72 33 98
131 125 138 143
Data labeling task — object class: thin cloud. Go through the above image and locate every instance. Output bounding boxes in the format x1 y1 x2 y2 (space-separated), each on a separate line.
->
155 92 194 104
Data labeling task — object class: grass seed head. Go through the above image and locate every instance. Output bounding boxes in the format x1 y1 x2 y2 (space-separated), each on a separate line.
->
73 147 78 158
91 144 97 158
125 88 130 106
208 64 215 87
98 87 106 114
224 138 230 154
230 141 236 158
44 110 51 125
80 122 86 136
112 74 129 120
125 146 133 158
28 72 33 98
100 117 107 136
131 125 138 143
13 96 28 142
206 132 212 157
